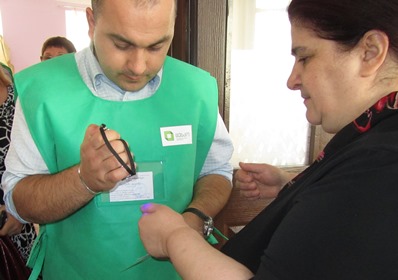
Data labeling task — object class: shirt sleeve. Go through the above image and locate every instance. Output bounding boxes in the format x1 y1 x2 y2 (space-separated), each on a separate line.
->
198 113 234 183
2 100 49 223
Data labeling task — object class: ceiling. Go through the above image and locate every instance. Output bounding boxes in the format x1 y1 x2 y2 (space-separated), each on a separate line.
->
55 0 91 7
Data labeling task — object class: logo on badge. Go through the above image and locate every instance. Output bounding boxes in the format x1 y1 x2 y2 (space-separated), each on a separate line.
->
160 125 192 146
164 131 175 141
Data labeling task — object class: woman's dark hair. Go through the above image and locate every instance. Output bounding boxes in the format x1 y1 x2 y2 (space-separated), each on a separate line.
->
41 36 76 55
288 0 398 56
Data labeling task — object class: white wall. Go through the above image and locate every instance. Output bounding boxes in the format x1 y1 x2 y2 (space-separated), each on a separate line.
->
0 0 89 72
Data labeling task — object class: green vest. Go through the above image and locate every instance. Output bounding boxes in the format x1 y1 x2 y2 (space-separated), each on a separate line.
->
15 54 218 279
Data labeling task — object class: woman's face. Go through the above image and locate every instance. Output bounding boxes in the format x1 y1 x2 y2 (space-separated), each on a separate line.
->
287 23 373 133
41 46 69 61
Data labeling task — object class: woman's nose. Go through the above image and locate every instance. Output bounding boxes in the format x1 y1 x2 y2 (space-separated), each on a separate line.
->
286 65 301 90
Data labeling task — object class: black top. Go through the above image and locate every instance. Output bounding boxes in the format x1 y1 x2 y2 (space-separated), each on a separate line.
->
222 92 398 280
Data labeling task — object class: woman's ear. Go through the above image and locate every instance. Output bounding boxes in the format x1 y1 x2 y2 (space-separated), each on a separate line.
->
359 30 389 77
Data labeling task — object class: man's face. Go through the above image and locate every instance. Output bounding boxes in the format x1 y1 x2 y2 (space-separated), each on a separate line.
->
87 0 175 92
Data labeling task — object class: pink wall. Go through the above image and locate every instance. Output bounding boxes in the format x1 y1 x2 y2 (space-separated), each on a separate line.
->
0 0 66 72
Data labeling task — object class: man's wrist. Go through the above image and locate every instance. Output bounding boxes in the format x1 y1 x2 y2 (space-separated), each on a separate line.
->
77 166 101 196
183 207 214 239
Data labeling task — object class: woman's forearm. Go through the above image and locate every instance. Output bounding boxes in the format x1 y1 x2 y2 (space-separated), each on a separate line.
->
167 227 254 280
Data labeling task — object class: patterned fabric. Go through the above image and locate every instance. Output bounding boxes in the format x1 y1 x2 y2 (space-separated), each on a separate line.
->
0 83 36 262
0 85 14 181
9 223 37 261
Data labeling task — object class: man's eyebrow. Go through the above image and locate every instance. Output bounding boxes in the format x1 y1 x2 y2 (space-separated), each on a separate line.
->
109 33 172 48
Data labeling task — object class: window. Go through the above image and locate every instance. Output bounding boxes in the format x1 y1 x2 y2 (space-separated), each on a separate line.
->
228 0 309 167
65 8 90 51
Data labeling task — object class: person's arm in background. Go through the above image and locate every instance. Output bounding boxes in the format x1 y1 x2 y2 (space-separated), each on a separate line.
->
182 114 234 233
0 205 23 236
235 162 297 200
139 203 253 280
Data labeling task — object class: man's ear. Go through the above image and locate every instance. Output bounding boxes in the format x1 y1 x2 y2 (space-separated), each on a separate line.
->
86 7 95 41
359 30 389 77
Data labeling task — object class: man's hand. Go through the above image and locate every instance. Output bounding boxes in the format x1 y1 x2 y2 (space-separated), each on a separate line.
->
13 124 136 223
79 124 135 193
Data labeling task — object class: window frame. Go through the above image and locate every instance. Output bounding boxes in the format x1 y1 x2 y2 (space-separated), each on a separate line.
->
172 0 332 165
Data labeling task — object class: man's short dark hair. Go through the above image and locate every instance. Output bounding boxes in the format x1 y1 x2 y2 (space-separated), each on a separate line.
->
91 0 177 20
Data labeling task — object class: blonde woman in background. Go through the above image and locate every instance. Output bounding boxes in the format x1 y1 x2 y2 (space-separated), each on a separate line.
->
0 36 13 72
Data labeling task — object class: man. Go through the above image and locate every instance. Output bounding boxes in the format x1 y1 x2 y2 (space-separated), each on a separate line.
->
2 0 233 279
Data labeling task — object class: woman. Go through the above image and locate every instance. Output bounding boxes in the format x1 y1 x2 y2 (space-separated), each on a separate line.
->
0 64 36 267
138 0 398 279
40 36 76 61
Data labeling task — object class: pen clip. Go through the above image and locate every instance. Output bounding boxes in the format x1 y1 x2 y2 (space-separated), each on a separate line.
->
122 254 151 271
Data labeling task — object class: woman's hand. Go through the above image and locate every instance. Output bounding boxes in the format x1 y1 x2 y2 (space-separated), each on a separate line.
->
235 162 294 200
138 203 192 258
0 205 24 236
139 203 254 279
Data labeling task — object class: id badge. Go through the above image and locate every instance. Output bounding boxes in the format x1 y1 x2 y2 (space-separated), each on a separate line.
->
97 161 165 206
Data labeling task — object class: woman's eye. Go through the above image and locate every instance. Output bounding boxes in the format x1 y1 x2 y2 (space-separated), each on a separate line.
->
298 57 308 63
